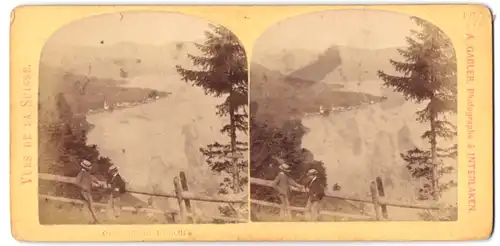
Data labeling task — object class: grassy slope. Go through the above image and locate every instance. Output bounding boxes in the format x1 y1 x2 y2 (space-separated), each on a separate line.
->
250 184 373 222
39 198 170 225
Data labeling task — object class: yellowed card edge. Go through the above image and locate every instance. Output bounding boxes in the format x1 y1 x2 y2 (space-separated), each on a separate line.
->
10 4 493 241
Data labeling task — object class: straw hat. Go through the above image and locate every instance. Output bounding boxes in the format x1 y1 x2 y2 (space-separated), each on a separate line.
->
80 159 92 170
279 163 291 173
307 169 319 176
108 164 118 174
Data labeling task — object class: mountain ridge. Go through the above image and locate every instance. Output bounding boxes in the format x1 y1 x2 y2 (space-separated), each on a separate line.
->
250 61 386 128
253 45 404 86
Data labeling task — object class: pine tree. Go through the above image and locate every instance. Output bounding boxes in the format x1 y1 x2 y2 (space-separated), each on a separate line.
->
400 146 457 200
378 16 457 200
176 24 248 193
48 93 114 180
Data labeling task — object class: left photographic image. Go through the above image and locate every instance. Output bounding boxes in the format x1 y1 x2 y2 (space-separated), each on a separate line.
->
38 11 249 224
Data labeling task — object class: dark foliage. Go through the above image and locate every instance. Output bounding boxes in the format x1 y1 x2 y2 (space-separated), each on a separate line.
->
176 24 248 219
176 24 248 194
250 100 328 202
378 16 457 200
40 92 117 201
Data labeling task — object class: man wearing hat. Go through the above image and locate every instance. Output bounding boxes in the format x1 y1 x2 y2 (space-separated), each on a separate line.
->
304 168 325 221
106 164 126 218
75 159 106 224
271 157 306 220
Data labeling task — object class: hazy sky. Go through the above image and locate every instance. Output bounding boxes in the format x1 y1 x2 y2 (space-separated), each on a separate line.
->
47 11 212 46
47 9 423 52
254 9 421 53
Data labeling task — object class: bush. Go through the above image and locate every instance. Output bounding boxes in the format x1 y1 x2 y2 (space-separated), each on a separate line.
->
39 93 118 201
250 101 328 202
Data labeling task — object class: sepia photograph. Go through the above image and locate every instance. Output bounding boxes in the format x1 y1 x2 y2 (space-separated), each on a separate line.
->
250 9 458 222
10 4 492 241
37 11 249 224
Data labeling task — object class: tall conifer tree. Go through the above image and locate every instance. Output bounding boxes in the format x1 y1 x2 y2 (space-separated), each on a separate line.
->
176 24 248 193
378 17 457 200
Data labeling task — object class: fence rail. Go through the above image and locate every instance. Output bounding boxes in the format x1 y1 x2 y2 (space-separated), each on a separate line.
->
251 177 373 203
39 172 248 223
40 173 445 222
250 176 443 221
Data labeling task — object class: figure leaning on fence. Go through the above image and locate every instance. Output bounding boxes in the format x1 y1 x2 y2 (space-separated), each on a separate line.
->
304 169 325 221
75 159 106 224
106 164 126 218
271 159 306 220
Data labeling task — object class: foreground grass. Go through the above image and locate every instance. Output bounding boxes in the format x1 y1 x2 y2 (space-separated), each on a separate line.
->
38 178 174 224
250 204 372 222
39 198 172 225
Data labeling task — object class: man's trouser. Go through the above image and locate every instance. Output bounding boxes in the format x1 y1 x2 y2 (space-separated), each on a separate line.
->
305 197 320 221
278 194 292 220
80 189 99 223
108 192 121 218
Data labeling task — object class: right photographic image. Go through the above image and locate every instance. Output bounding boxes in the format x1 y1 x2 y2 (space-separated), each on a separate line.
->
249 9 458 222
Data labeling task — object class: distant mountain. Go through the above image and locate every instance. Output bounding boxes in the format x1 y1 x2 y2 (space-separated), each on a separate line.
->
40 40 204 80
253 45 403 86
287 46 343 83
39 64 170 117
250 62 385 127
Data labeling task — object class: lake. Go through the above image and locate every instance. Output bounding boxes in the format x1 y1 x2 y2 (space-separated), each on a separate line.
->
86 74 232 217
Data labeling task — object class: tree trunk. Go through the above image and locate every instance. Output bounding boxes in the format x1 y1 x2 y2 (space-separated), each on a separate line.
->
228 89 239 192
430 113 439 200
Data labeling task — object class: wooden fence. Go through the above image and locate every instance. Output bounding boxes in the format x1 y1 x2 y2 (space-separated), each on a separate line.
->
250 176 444 221
39 171 248 223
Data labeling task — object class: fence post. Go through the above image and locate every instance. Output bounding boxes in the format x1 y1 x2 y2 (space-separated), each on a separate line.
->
370 181 381 220
170 212 177 223
375 177 389 219
179 171 194 223
173 177 187 223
